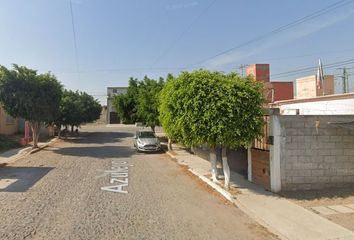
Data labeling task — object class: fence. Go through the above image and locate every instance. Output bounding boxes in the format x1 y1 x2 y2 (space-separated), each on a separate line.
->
253 115 270 151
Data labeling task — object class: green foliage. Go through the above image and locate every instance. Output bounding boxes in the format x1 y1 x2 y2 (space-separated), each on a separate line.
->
0 64 62 124
159 73 183 141
136 76 164 130
112 76 164 129
112 78 139 123
159 70 265 149
58 90 101 128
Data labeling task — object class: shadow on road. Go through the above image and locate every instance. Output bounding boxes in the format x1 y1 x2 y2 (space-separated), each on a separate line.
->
53 146 134 159
63 132 134 145
0 166 53 192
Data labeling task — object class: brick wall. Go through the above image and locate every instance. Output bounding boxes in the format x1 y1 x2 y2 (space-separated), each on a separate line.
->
251 149 270 190
279 115 354 191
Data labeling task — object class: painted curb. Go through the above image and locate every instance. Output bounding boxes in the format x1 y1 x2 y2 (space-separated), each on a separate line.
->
28 138 58 154
165 150 177 160
165 150 285 240
188 168 235 203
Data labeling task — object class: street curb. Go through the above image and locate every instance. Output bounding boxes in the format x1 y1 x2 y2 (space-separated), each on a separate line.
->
28 138 58 154
165 149 285 240
188 169 235 203
0 138 59 166
165 150 177 160
165 150 234 202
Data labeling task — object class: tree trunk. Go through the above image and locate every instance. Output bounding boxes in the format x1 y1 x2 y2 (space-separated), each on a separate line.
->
222 147 231 189
151 125 155 132
57 125 61 139
167 137 173 151
216 146 222 166
71 125 74 133
209 146 218 182
30 121 41 149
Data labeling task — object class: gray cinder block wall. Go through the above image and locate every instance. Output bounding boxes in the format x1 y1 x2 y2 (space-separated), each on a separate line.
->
279 115 354 191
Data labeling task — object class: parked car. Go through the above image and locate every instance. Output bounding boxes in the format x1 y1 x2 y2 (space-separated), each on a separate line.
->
133 130 161 152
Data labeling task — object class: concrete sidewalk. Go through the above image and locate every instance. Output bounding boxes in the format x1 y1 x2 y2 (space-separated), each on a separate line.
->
166 144 354 240
0 139 58 165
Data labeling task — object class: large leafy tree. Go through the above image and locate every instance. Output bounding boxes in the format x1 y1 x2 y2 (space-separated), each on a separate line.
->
112 78 139 124
113 76 164 130
136 76 164 132
56 90 101 134
0 65 62 148
159 73 182 150
159 70 264 188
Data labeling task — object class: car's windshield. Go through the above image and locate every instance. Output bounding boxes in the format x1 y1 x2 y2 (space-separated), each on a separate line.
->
139 131 156 138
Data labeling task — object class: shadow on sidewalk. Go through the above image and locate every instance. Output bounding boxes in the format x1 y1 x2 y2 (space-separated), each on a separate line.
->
0 166 53 192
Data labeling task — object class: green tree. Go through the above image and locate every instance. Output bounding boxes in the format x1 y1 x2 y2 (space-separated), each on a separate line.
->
0 65 62 148
57 90 101 134
112 76 164 129
112 78 139 124
137 76 164 132
159 70 264 188
159 73 181 150
79 92 102 124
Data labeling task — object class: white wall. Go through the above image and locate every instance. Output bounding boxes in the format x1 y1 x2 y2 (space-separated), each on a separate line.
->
279 98 354 115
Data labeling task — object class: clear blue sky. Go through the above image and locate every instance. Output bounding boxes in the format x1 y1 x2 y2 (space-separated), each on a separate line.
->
1 0 354 104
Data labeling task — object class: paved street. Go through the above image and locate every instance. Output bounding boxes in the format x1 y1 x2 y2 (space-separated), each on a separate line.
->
0 125 277 240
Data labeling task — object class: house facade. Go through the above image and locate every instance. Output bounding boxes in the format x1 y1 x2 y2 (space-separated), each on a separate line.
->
106 87 128 124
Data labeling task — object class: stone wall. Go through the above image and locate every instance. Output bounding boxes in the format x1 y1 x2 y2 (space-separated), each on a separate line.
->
279 115 354 191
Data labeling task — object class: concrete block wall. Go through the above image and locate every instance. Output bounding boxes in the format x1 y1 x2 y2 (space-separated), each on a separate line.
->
279 115 354 191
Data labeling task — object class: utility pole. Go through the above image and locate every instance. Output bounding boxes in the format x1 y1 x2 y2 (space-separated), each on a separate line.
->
239 64 249 77
338 67 350 93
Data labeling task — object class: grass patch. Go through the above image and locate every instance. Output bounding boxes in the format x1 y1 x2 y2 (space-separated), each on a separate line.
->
0 134 22 153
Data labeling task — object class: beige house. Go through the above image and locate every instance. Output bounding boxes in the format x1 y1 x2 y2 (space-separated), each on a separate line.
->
0 106 18 135
106 87 128 124
296 75 334 99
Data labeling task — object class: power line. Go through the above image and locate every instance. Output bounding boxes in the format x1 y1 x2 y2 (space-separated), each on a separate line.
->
181 0 354 69
150 0 217 68
271 58 354 78
69 0 80 78
253 48 354 62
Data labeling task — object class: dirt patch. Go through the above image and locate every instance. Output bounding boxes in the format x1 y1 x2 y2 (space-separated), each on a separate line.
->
247 223 280 239
167 150 177 156
0 163 7 168
163 153 232 205
0 134 22 153
282 187 354 232
281 187 354 207
179 164 232 205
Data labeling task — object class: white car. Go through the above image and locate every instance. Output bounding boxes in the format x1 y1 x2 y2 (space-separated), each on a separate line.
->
133 130 161 152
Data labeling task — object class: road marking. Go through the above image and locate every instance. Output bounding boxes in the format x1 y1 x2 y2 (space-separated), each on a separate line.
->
101 160 133 194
